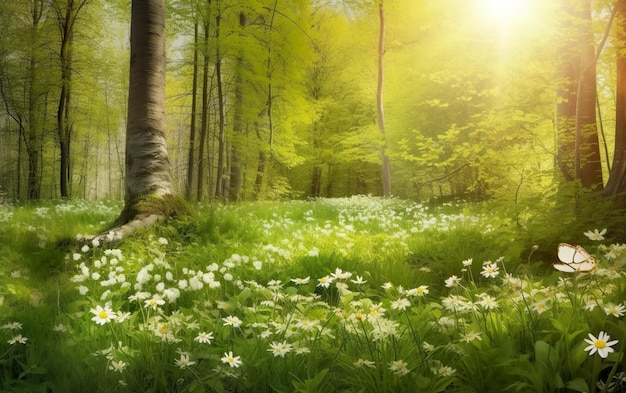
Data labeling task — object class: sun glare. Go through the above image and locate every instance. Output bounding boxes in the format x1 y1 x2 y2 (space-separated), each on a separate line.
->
480 0 528 24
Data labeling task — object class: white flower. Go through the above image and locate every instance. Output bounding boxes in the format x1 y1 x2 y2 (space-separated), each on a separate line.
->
350 276 367 285
90 304 117 325
145 297 165 310
109 360 127 373
317 276 333 288
1 322 22 330
291 276 310 285
354 358 376 368
175 353 195 369
222 315 243 328
444 275 461 287
268 341 292 357
604 303 626 318
584 331 619 358
7 334 28 345
584 228 607 241
221 351 242 368
391 298 410 311
480 263 499 278
388 359 410 376
462 258 473 267
194 331 214 344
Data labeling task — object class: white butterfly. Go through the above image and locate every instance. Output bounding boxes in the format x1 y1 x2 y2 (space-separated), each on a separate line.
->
553 243 597 273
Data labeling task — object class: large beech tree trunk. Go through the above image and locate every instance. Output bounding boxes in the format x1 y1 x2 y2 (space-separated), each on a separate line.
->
85 0 187 243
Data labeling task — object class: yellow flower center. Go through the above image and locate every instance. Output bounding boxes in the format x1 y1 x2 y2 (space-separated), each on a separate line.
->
595 340 607 349
159 325 171 334
99 311 108 319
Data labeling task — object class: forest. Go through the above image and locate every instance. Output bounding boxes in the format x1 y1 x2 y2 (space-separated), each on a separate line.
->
4 0 626 392
2 0 626 207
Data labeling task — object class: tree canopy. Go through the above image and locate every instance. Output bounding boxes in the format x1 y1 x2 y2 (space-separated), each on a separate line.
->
0 0 625 210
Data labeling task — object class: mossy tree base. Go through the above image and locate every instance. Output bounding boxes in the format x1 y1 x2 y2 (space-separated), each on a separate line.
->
84 193 192 245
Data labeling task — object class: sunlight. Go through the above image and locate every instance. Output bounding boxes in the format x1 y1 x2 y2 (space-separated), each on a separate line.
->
480 0 528 25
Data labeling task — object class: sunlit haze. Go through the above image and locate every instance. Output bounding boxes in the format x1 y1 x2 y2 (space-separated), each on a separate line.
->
480 0 528 24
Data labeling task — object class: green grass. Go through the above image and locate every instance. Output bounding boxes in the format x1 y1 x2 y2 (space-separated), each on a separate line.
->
0 196 625 392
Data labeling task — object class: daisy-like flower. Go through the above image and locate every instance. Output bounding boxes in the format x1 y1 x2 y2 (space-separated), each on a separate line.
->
354 358 376 368
584 331 619 358
109 360 127 373
7 334 27 345
431 364 456 376
584 228 607 241
317 275 333 288
291 276 310 285
194 331 214 344
331 268 352 280
604 303 626 318
350 276 367 285
462 258 473 267
391 298 410 311
388 359 410 376
295 319 318 331
90 304 117 325
381 282 393 290
144 297 165 310
222 315 243 328
268 341 292 357
1 322 22 330
480 263 499 279
444 275 461 288
460 331 482 343
221 351 242 368
175 353 196 369
532 299 550 314
477 294 498 310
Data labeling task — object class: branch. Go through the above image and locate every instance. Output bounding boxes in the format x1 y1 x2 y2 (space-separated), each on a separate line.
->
418 163 470 187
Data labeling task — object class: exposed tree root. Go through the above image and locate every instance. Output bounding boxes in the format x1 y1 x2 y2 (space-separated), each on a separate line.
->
80 193 191 246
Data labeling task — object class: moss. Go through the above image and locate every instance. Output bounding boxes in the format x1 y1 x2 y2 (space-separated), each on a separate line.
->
114 193 193 226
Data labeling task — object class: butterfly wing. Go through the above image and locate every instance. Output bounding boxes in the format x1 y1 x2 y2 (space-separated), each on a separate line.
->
554 243 596 272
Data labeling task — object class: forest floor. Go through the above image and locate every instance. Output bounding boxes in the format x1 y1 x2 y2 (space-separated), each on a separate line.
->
0 196 624 392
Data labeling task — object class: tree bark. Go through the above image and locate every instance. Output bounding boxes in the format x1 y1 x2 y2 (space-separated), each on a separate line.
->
377 0 391 197
186 17 199 201
604 0 626 203
85 0 187 244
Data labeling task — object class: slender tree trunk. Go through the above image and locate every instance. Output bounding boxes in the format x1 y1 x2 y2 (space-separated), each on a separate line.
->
186 17 199 201
377 0 391 197
214 12 226 200
228 12 247 202
197 19 210 202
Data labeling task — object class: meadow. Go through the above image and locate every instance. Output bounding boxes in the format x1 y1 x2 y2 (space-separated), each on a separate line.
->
0 196 625 392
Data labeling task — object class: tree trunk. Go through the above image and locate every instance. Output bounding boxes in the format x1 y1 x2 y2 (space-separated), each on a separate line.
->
197 18 211 202
214 12 226 200
377 0 391 197
576 0 603 189
556 0 603 189
86 0 187 243
604 0 626 204
186 18 199 201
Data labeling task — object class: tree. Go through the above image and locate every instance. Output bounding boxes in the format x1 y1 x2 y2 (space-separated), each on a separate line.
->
53 0 91 199
376 0 391 197
555 0 604 190
88 0 188 242
604 0 626 204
